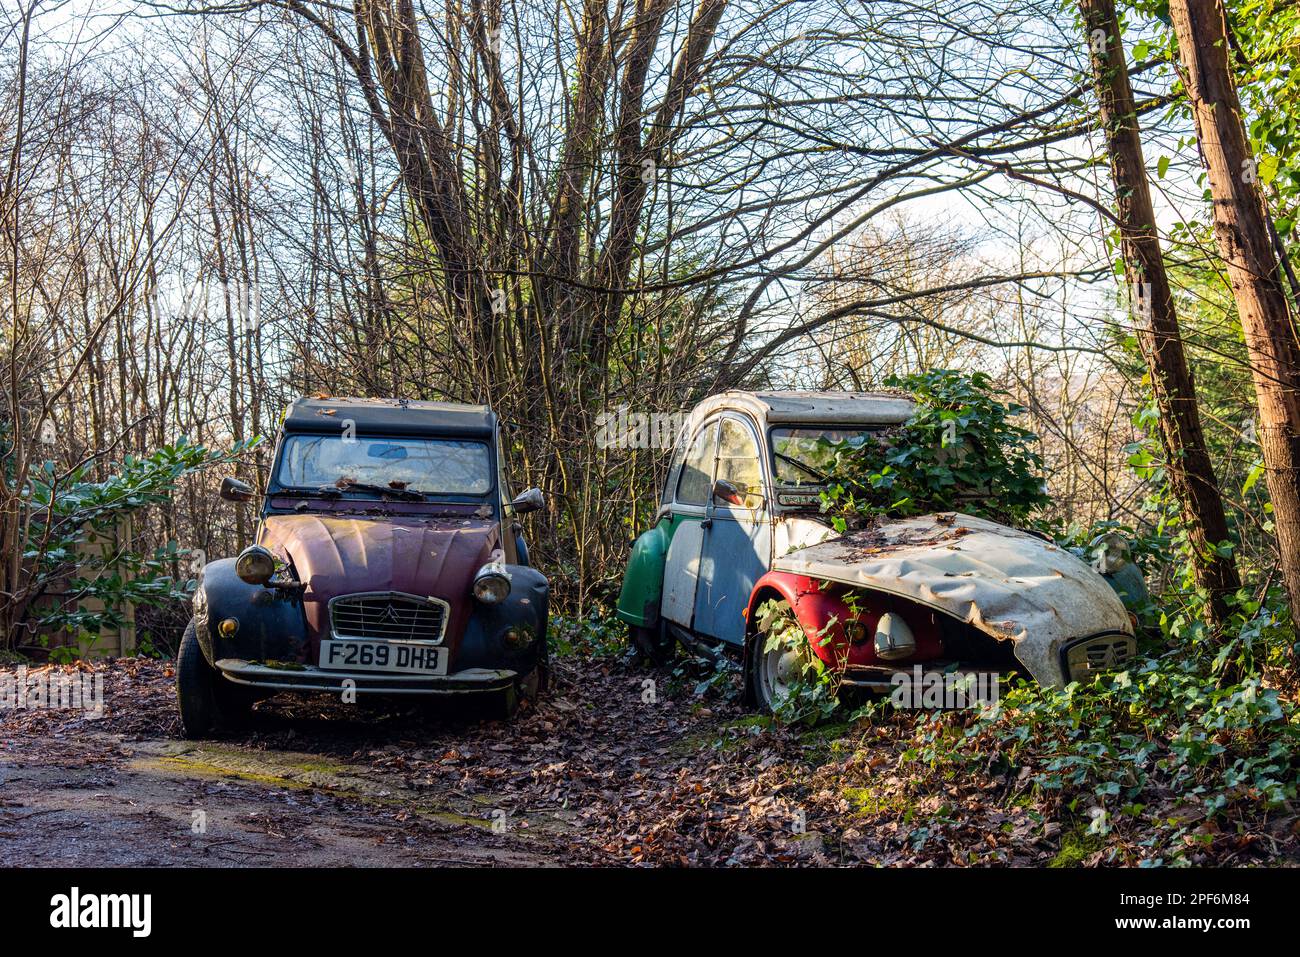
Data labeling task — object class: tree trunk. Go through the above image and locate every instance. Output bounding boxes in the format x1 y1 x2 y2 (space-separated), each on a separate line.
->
1168 0 1300 638
1078 0 1240 626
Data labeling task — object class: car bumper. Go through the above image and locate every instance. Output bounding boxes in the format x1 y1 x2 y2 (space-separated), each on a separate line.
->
214 658 517 695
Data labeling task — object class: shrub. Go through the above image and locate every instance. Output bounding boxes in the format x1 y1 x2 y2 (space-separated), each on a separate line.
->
820 369 1049 530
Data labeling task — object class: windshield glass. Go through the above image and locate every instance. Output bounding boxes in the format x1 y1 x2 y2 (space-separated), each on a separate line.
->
770 427 883 486
276 434 493 496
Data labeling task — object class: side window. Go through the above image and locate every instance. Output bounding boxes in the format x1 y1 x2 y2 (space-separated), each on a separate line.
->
716 417 762 494
675 421 718 506
662 430 688 506
497 431 513 513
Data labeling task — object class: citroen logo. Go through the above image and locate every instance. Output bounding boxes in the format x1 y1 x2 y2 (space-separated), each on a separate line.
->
379 604 400 624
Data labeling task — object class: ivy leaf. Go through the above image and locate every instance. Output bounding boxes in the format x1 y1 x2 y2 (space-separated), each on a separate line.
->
1259 153 1280 186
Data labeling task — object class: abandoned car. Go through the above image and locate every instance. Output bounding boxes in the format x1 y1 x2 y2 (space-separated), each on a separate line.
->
176 397 549 737
615 391 1138 712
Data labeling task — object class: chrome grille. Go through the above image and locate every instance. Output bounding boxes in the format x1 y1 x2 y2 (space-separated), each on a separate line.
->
1065 634 1135 681
329 592 448 644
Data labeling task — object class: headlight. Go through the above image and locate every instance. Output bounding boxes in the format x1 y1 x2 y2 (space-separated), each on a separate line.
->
472 563 511 604
873 612 917 660
843 620 869 644
235 545 276 585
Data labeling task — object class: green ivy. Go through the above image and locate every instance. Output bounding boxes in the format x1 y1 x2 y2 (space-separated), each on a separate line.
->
820 369 1049 530
14 437 255 650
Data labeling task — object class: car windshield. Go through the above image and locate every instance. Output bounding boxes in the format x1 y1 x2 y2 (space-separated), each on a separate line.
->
276 434 493 497
770 426 883 486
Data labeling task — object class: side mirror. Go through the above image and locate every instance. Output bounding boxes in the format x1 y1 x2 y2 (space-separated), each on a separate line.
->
219 476 256 502
510 487 545 514
712 478 749 507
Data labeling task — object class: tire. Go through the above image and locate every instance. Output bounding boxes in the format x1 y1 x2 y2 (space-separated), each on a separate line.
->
747 601 810 714
630 619 676 667
486 666 540 722
176 619 252 738
489 681 521 721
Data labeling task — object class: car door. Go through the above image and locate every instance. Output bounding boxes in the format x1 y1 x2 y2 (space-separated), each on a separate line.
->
692 414 771 646
660 419 718 627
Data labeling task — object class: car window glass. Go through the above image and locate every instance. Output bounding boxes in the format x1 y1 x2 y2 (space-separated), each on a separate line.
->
770 427 882 486
663 431 688 505
277 434 493 495
716 418 761 493
675 422 717 506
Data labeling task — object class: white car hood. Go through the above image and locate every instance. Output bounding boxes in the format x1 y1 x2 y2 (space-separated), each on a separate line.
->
772 512 1133 684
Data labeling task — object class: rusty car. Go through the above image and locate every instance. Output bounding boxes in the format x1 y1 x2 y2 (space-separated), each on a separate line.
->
176 397 549 737
615 390 1138 712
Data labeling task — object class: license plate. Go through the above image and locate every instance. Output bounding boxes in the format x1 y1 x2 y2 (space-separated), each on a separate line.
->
319 640 449 676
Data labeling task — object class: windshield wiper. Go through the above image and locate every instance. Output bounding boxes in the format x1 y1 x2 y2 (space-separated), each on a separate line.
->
773 451 831 484
333 480 424 501
272 485 342 498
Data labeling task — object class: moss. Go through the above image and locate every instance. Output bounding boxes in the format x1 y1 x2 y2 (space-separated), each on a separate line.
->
669 714 773 756
155 754 311 789
842 786 905 818
135 745 545 835
725 715 770 731
1049 823 1104 868
798 719 858 763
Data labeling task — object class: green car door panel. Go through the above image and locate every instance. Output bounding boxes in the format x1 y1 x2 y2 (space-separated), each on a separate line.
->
616 517 682 627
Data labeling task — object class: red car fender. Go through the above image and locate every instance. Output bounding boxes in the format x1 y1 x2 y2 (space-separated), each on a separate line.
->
744 571 854 668
744 570 944 672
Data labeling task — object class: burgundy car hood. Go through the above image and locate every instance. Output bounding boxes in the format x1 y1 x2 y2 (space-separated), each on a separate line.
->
259 513 500 652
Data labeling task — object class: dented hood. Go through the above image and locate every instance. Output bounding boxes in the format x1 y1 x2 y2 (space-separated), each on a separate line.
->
772 512 1132 684
259 513 499 647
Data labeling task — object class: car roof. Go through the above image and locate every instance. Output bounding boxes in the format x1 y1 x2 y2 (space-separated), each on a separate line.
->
689 390 915 428
282 397 496 437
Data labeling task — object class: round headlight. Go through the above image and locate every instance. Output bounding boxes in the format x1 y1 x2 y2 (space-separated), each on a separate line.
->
235 545 276 585
843 620 869 644
472 564 511 604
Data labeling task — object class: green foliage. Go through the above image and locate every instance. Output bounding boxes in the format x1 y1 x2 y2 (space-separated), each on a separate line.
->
861 377 1299 865
820 369 1049 530
18 438 254 648
1227 1 1300 233
754 598 843 727
894 633 1299 864
550 611 627 658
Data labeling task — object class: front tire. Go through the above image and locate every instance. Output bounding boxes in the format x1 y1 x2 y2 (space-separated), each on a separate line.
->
176 619 252 738
487 665 540 721
630 619 676 667
747 601 811 714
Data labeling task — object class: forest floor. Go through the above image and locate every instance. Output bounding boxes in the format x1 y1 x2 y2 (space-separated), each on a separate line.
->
2 653 1295 867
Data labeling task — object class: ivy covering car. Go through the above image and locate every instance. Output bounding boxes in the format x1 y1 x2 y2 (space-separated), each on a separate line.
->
177 397 549 737
615 390 1139 713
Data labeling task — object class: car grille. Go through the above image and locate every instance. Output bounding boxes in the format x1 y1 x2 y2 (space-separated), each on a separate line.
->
1064 633 1135 681
329 592 449 644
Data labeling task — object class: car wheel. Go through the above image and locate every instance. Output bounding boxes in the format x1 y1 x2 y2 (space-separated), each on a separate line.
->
517 665 541 703
490 681 521 721
485 666 540 722
176 619 252 738
630 620 676 667
748 601 808 714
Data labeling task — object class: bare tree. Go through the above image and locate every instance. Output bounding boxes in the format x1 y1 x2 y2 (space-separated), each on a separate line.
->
1168 0 1300 637
1078 0 1240 628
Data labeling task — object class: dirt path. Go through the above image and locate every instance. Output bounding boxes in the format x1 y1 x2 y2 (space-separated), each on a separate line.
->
4 656 765 867
2 658 639 866
0 731 562 867
1 655 1135 867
